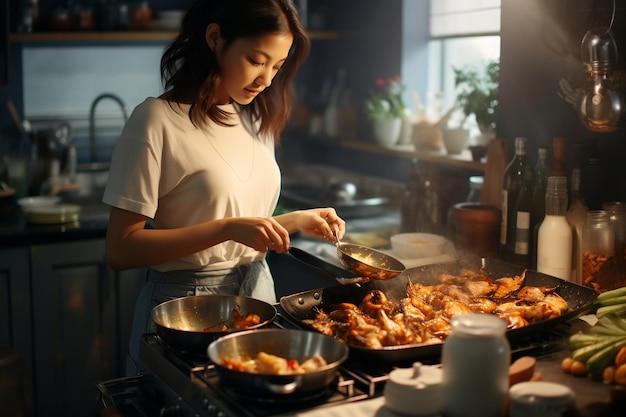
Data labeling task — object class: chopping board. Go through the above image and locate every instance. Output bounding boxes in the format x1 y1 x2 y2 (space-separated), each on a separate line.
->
480 138 507 207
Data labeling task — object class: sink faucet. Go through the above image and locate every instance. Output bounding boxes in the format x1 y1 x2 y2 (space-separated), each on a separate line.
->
89 93 129 163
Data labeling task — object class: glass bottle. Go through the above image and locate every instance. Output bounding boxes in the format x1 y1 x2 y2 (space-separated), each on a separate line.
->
566 163 588 284
441 314 510 417
551 137 567 177
537 176 572 280
582 210 614 291
530 146 550 269
500 137 534 264
602 201 626 263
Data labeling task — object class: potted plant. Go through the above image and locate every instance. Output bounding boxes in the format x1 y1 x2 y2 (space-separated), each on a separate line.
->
453 59 500 143
363 76 407 146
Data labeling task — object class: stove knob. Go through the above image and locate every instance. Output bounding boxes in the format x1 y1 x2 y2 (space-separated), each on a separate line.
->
203 398 217 416
159 402 182 416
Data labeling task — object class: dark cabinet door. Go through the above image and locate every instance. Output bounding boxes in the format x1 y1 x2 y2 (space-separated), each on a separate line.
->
30 239 117 417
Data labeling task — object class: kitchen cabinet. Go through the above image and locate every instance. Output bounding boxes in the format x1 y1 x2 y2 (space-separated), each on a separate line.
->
0 239 145 417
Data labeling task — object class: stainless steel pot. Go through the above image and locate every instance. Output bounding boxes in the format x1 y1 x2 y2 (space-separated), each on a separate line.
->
151 295 277 355
207 329 349 397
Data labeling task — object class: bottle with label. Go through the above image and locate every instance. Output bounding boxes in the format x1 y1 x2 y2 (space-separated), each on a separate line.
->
537 176 573 280
500 137 534 263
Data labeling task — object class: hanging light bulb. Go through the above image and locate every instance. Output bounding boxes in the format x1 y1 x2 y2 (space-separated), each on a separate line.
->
577 27 625 133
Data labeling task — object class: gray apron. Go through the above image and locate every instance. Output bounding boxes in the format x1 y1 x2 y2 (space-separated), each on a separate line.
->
126 259 276 375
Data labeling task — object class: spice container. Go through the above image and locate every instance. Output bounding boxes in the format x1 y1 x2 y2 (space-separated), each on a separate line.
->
130 1 152 30
441 314 510 417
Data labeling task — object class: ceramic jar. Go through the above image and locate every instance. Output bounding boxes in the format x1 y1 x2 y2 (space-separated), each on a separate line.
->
384 362 443 416
441 314 511 417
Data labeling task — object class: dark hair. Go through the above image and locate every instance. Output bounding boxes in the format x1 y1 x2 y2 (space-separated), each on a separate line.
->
161 0 310 142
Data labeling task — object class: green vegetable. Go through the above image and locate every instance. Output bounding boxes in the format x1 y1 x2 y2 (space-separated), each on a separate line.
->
586 338 626 375
597 287 626 304
597 304 626 319
571 336 626 364
597 295 626 308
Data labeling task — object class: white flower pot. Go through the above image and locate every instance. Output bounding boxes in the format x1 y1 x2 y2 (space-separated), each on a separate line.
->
372 117 402 147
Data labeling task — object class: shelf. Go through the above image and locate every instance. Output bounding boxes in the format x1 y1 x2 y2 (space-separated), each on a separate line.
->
9 30 338 43
339 140 486 172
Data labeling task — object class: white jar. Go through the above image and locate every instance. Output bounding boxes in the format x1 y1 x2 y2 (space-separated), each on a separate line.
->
441 314 511 417
509 381 575 417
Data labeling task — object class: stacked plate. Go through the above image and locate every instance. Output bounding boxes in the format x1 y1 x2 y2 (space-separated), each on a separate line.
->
18 197 81 224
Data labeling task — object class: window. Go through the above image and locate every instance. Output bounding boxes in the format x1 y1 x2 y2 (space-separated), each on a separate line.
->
426 0 501 139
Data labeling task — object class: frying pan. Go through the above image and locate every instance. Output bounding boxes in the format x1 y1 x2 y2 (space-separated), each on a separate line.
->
279 257 598 363
207 329 349 397
151 295 277 355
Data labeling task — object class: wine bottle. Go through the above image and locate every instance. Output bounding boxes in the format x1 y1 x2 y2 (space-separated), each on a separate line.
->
500 137 534 263
530 146 550 268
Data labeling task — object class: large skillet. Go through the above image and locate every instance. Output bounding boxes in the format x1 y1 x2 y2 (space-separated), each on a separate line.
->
152 295 276 355
279 257 598 363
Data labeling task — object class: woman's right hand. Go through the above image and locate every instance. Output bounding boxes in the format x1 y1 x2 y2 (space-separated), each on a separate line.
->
226 217 291 253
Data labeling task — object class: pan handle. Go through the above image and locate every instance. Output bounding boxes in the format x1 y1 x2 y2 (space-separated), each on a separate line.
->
288 246 356 280
263 377 301 394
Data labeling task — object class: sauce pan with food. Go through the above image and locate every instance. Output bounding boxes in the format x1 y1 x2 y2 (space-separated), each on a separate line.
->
207 328 349 397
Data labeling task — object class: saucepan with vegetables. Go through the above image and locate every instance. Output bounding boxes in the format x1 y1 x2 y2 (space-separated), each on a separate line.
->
151 295 277 355
207 328 349 397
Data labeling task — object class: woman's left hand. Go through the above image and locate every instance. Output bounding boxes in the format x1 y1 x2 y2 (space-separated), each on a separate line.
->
294 208 346 243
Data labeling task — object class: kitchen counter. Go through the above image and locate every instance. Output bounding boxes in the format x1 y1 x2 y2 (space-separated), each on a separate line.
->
281 317 622 417
0 199 110 247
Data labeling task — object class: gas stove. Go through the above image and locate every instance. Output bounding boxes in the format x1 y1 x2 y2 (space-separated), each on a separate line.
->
97 313 570 417
96 314 408 417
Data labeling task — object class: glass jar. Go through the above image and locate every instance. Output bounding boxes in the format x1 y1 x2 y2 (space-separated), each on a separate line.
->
602 201 626 262
582 210 614 291
441 314 510 417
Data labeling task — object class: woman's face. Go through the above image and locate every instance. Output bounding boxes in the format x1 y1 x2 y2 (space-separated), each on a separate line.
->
211 27 294 105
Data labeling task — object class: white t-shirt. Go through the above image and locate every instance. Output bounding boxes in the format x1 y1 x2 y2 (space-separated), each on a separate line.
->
103 97 281 272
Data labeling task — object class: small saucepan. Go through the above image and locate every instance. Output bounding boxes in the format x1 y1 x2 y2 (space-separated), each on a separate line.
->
151 295 276 355
335 241 406 280
207 329 349 397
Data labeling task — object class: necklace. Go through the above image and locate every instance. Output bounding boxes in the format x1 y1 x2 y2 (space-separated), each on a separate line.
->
203 122 256 184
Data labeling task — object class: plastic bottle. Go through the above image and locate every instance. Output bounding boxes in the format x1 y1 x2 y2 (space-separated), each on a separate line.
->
441 314 510 417
581 210 614 290
500 137 534 264
537 176 572 280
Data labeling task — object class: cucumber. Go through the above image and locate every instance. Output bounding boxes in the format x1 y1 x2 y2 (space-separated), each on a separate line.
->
571 336 626 364
597 287 626 304
586 339 626 375
596 295 626 308
596 304 626 319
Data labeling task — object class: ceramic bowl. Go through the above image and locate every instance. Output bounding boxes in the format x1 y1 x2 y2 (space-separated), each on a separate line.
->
442 128 470 154
17 196 61 211
390 233 448 259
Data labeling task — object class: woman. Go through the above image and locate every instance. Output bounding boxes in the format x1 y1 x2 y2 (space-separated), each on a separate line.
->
103 0 345 374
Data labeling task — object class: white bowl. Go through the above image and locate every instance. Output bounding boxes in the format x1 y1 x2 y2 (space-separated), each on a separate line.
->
442 128 470 154
390 233 448 259
17 196 61 211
